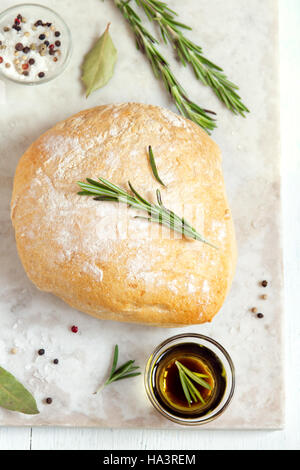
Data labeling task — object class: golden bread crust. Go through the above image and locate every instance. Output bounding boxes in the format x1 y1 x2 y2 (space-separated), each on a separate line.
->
11 103 237 326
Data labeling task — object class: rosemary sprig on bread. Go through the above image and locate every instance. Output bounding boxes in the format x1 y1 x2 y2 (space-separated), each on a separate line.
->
77 176 216 247
148 145 166 187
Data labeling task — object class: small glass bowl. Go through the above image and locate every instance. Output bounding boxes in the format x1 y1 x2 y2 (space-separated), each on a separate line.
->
0 3 72 85
145 333 235 426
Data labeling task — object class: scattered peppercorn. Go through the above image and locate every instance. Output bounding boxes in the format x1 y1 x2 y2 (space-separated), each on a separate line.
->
53 359 59 365
22 71 29 76
262 280 268 288
55 31 61 37
5 63 11 68
46 22 52 27
46 397 53 404
29 58 35 65
38 348 45 355
251 307 258 314
71 325 78 333
15 42 23 51
35 20 43 26
55 40 61 47
39 34 46 40
38 71 45 78
0 57 3 64
23 47 30 54
39 44 47 56
257 313 264 319
44 40 50 47
12 25 21 31
261 294 268 300
10 347 18 354
22 63 29 70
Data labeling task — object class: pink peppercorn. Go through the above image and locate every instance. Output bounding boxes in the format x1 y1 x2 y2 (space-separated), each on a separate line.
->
71 325 78 333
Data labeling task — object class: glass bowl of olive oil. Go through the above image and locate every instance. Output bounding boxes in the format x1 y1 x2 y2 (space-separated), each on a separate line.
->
145 334 235 426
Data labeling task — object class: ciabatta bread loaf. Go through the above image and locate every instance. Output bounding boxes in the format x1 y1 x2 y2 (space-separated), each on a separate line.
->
11 103 236 326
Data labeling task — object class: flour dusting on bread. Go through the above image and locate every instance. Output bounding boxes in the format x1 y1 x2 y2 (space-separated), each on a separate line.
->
11 103 236 326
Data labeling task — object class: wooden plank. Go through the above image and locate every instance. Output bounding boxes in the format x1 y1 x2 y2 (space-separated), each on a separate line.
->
0 428 31 450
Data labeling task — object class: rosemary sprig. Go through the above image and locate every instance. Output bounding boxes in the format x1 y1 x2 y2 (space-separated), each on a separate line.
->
113 0 217 133
148 146 166 187
175 361 211 407
95 345 141 393
135 0 249 116
77 176 217 247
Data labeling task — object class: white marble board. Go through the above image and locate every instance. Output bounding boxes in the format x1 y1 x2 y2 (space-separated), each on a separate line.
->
0 0 284 429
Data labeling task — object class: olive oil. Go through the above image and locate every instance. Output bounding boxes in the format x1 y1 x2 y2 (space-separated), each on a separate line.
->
152 342 227 418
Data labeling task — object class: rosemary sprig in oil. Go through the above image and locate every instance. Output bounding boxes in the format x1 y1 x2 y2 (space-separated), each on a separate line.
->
113 0 217 133
135 0 249 116
77 176 217 247
95 345 141 393
175 361 211 406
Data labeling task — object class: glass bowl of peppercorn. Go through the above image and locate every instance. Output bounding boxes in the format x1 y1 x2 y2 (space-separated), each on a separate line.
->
0 3 72 85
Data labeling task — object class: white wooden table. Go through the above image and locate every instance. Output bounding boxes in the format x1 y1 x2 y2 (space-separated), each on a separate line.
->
0 0 299 450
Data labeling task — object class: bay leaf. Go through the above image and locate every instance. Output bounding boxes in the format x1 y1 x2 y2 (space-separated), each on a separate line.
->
0 366 39 415
82 23 118 97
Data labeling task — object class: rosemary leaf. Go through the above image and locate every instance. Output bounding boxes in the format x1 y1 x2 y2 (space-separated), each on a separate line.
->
177 361 212 390
181 371 205 405
114 372 141 381
177 367 192 407
194 372 210 378
148 146 166 187
105 361 136 385
95 345 141 394
135 0 249 116
109 343 119 379
113 0 216 133
175 361 211 406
